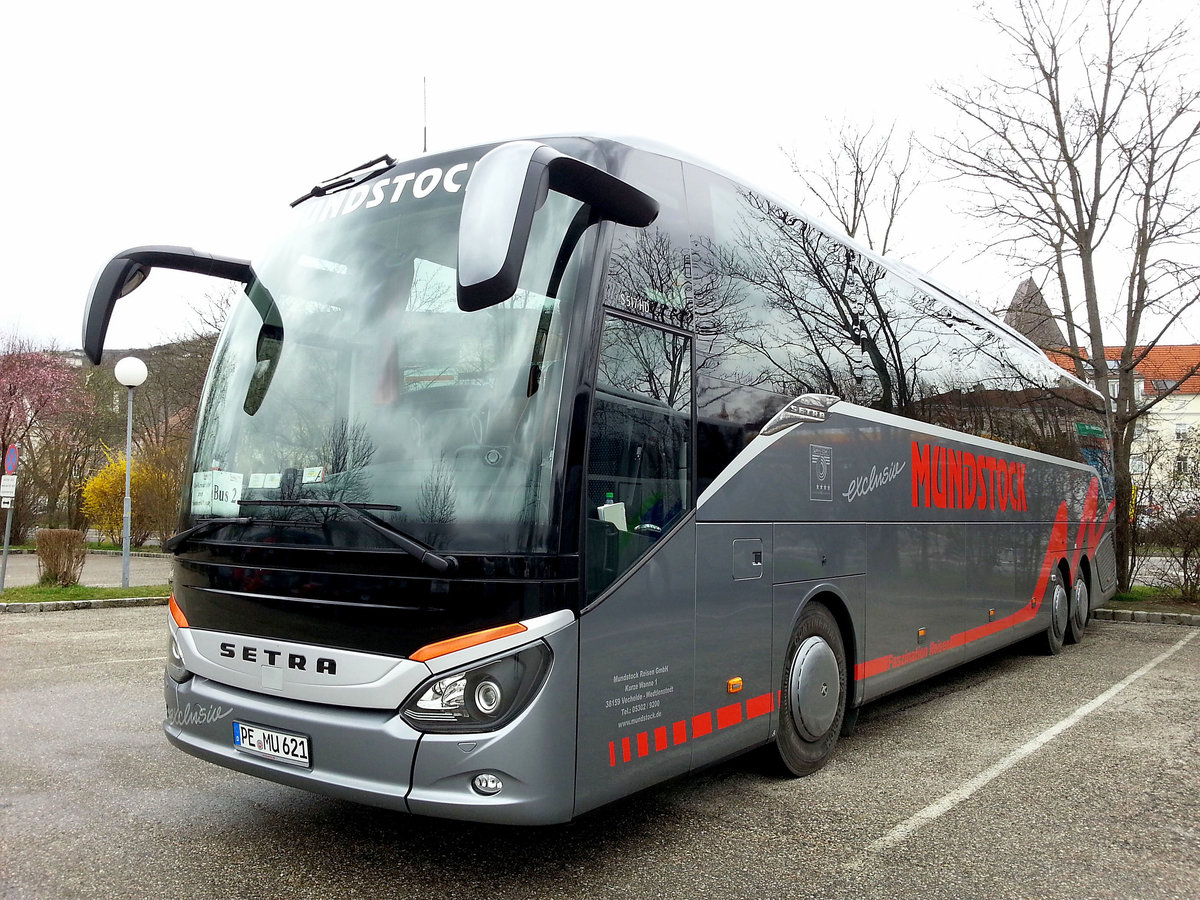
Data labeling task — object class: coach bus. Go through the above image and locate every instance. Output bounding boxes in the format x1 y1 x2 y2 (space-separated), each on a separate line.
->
82 136 1117 824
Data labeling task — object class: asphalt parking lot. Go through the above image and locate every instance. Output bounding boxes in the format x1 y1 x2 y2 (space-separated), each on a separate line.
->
1 608 1196 900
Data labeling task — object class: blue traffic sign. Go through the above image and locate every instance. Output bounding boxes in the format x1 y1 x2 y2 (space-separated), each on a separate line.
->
4 445 16 475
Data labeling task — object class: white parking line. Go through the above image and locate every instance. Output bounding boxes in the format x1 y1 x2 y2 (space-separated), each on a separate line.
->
865 630 1198 853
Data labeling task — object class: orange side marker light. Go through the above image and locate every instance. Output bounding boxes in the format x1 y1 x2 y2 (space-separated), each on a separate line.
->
727 677 743 694
409 623 528 663
169 594 189 628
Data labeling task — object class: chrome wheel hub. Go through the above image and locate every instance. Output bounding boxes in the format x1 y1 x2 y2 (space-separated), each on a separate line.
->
790 636 840 741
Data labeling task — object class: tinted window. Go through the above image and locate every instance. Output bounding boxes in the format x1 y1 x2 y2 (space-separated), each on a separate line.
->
605 150 691 330
585 315 692 601
686 165 1110 490
864 270 1110 485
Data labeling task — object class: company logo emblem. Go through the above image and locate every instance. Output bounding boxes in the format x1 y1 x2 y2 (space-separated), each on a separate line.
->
910 441 1027 512
166 703 233 726
842 460 907 504
219 641 338 675
810 445 833 502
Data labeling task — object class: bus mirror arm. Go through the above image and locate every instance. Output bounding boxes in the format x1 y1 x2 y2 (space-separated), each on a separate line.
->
457 141 659 312
83 245 253 365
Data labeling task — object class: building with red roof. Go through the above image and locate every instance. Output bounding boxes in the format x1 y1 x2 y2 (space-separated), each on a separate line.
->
1051 344 1200 475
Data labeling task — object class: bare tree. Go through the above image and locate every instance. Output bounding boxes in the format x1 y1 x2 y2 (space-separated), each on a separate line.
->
936 0 1200 589
787 120 919 255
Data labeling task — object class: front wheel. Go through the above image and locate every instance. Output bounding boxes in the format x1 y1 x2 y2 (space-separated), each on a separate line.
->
1065 572 1089 644
776 601 847 776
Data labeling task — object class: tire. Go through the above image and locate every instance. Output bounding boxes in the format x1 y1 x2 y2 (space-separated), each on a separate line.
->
1041 568 1068 656
1065 572 1089 645
777 601 847 776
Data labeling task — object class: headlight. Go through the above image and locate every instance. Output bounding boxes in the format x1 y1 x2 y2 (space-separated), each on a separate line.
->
166 631 192 684
401 643 550 733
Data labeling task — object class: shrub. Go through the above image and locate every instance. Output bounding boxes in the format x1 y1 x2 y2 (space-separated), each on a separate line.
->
81 448 181 547
81 451 129 545
36 528 86 587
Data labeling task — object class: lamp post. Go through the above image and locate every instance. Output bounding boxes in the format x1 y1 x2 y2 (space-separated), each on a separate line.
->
114 356 147 589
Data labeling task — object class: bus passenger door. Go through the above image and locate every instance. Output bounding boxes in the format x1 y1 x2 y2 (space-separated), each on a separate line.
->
574 315 698 816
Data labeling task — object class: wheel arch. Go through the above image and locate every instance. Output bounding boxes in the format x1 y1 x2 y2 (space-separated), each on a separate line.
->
790 585 859 709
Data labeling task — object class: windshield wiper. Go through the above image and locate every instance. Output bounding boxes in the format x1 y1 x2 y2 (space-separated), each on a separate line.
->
163 517 255 553
290 154 396 207
239 499 458 574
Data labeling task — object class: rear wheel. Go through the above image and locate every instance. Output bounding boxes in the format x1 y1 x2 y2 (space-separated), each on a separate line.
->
777 601 846 776
1065 572 1089 644
1042 569 1068 656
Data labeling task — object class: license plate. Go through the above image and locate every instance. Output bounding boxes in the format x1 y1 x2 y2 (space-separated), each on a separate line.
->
233 721 311 768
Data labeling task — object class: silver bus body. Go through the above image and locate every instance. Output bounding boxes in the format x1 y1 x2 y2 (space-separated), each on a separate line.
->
85 136 1116 824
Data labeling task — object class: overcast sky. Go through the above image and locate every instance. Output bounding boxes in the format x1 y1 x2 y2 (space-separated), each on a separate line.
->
4 0 1196 354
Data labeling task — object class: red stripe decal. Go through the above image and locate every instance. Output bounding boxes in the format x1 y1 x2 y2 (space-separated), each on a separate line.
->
1070 479 1100 574
855 501 1074 681
654 726 668 751
717 702 743 729
608 481 1115 766
746 693 773 719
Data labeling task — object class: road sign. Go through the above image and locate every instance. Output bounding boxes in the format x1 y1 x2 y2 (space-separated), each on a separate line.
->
0 475 15 499
1 498 10 509
3 445 16 475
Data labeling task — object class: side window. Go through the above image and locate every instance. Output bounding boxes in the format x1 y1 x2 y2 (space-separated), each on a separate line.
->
605 151 691 329
866 271 1111 487
585 314 692 601
689 168 858 492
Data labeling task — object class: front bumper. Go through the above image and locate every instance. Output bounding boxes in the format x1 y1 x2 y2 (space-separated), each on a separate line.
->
164 622 580 825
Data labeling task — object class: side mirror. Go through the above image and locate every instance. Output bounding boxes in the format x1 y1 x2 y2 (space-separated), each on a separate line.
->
456 142 659 312
83 246 253 364
243 320 285 416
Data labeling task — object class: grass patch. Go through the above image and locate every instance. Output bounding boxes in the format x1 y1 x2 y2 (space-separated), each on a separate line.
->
1112 585 1160 603
1107 584 1197 616
1 584 170 604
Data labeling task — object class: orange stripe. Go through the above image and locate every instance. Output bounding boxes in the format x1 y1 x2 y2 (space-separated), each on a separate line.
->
637 732 649 757
654 726 668 751
169 594 189 628
408 623 527 663
672 720 688 745
692 712 713 738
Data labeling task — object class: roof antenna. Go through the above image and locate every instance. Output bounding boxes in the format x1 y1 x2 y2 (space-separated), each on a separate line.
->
423 76 428 154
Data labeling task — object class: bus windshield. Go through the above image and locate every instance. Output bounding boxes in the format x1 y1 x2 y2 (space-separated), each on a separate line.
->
187 150 591 554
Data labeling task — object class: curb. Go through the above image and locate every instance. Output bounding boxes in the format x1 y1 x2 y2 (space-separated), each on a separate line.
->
1093 607 1200 627
1 549 167 558
86 549 168 559
0 596 169 614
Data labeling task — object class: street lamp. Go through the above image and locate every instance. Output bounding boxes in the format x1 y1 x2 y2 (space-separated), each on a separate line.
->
114 356 147 589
